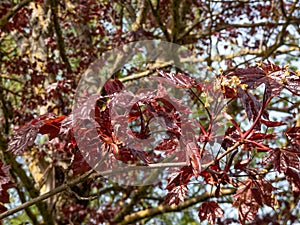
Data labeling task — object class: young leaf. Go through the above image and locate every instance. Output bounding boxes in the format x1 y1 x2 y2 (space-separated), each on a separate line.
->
165 185 188 205
286 126 300 149
233 179 275 224
198 201 224 225
264 148 300 173
157 70 202 90
165 166 193 205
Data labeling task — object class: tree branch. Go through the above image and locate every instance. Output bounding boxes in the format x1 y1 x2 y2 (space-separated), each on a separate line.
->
147 0 171 41
118 187 236 225
50 0 72 72
132 0 149 32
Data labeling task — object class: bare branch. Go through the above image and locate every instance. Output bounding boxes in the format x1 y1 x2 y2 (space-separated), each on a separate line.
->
118 188 236 225
50 0 72 72
132 0 149 32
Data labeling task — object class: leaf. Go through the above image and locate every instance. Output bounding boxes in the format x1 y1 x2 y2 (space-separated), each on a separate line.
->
39 115 66 140
165 166 193 205
0 162 11 192
264 148 300 173
8 115 48 154
198 201 224 225
286 126 300 149
155 138 179 154
221 126 240 150
261 119 286 127
157 70 202 90
285 167 300 199
71 151 92 176
166 166 193 190
186 141 202 176
226 62 300 101
104 79 124 94
165 185 188 205
237 88 268 124
8 113 68 155
233 179 275 224
113 147 150 165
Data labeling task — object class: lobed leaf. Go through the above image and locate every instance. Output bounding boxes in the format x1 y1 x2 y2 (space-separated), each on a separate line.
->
233 179 275 224
198 201 224 225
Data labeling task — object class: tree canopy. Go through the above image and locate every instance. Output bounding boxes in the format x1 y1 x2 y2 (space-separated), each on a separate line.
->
0 0 300 224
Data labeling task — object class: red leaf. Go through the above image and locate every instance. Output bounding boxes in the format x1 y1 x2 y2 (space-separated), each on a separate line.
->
233 179 275 224
261 119 286 127
8 114 65 154
186 142 202 176
198 201 224 225
113 147 150 165
0 162 11 192
104 79 124 94
166 166 193 205
264 148 300 173
157 70 201 89
166 166 193 190
8 116 47 154
155 138 178 154
237 88 268 124
285 167 300 199
39 115 66 140
71 151 92 176
248 132 276 140
221 127 240 150
165 185 188 205
0 161 13 208
286 126 300 148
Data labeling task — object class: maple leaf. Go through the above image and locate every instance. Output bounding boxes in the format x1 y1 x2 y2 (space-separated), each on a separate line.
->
286 126 300 149
226 62 300 107
0 162 11 192
221 126 240 150
157 70 202 90
186 141 202 177
264 148 300 173
233 179 275 224
165 185 188 205
155 138 178 154
71 151 92 176
237 88 268 124
260 119 286 127
224 62 300 128
8 113 67 155
165 166 193 205
38 115 66 140
285 167 300 200
198 201 224 225
113 147 150 165
104 79 124 94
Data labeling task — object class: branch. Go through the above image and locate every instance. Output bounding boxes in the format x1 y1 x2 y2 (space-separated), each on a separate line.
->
132 0 149 32
147 0 171 41
0 168 95 220
0 162 188 220
171 0 180 42
0 0 31 29
118 187 236 225
50 0 72 72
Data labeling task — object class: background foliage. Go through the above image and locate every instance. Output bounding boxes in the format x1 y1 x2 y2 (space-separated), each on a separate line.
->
0 0 300 224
